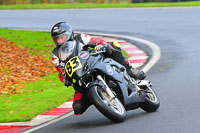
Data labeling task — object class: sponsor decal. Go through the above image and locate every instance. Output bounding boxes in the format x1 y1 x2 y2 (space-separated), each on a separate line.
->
53 27 59 33
60 62 65 67
106 65 113 75
79 51 89 59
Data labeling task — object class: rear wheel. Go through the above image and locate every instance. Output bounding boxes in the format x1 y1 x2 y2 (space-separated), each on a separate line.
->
88 86 126 122
140 86 160 112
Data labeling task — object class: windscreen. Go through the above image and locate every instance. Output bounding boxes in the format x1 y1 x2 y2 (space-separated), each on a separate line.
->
58 41 76 61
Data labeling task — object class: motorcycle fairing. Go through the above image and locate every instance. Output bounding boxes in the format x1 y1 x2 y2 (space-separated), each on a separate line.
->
87 57 146 107
59 41 146 109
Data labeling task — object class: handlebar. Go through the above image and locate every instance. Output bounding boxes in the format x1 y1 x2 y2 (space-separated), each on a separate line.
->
90 48 106 56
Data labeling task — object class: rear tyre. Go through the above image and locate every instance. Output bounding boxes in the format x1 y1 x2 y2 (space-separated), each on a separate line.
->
140 87 160 112
88 86 126 122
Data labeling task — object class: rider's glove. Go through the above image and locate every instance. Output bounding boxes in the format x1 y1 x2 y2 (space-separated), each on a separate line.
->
63 79 71 87
94 44 106 52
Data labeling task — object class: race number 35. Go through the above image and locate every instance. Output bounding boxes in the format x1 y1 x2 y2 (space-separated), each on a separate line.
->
65 56 82 77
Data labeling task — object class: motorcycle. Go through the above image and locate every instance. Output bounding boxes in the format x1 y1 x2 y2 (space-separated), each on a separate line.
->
58 41 160 122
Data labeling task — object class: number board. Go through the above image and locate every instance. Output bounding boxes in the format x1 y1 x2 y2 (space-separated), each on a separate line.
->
65 56 82 77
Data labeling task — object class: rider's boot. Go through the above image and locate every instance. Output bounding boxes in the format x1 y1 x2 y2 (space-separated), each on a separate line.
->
125 60 146 80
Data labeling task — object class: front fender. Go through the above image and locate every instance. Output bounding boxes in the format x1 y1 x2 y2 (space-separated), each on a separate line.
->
86 79 105 89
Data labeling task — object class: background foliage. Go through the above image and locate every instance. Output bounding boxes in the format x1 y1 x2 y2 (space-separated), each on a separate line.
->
0 0 197 4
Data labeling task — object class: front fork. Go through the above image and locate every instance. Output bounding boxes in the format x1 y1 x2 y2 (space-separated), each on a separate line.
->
97 75 115 101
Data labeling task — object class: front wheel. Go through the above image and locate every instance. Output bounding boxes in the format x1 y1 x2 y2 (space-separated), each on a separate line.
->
88 86 126 122
140 86 160 112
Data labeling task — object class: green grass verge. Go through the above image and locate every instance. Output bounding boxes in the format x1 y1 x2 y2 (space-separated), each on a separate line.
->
0 28 54 60
0 1 200 10
0 73 74 122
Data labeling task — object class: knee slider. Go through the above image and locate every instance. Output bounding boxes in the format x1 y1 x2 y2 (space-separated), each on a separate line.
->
73 101 85 114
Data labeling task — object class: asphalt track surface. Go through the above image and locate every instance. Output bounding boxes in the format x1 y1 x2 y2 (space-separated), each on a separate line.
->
1 7 200 133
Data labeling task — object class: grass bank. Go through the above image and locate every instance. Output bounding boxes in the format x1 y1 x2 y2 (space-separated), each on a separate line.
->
0 1 200 10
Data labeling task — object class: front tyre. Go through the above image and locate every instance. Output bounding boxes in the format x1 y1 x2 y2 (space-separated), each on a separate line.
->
140 86 160 112
88 86 126 122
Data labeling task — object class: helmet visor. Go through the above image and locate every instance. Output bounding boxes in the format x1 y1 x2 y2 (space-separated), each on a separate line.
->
52 34 67 46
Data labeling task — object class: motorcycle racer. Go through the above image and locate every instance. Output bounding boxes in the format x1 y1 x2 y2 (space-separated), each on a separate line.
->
51 22 146 115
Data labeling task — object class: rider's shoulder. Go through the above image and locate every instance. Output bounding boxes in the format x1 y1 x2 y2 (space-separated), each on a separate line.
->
52 47 59 55
75 33 91 39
